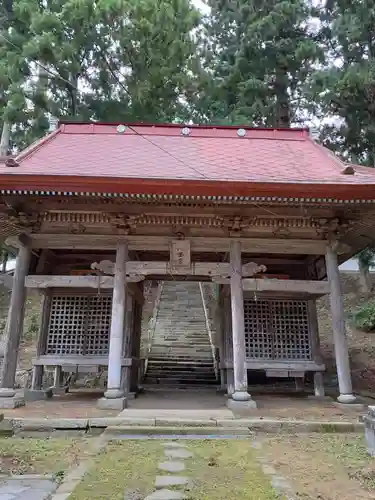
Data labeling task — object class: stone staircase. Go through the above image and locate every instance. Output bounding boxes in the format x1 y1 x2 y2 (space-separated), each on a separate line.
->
143 281 218 387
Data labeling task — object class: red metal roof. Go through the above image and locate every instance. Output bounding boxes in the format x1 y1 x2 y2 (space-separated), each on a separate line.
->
0 122 375 197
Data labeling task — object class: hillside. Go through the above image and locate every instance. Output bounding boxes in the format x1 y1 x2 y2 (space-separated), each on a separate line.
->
0 274 374 393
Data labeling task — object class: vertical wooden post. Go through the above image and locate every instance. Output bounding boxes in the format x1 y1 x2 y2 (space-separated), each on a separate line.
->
100 241 128 408
130 299 142 393
223 290 234 395
228 240 256 407
0 239 31 399
121 293 133 396
325 244 356 403
31 289 52 391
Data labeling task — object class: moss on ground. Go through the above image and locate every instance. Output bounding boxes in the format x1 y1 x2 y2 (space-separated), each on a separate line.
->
69 439 278 500
263 433 375 500
0 436 91 477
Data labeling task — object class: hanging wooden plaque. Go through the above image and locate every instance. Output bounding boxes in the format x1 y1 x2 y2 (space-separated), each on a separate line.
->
169 239 191 270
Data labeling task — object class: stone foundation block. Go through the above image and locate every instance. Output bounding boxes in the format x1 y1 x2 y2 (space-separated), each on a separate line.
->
0 396 25 409
227 398 257 413
24 388 53 401
364 406 375 456
97 397 127 410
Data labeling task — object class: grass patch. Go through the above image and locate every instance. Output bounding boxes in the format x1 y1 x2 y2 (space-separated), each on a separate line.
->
0 436 90 477
326 434 375 491
69 439 278 500
263 433 375 500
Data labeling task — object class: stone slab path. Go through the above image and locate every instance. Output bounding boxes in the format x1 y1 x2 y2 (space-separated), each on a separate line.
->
142 441 193 500
0 477 56 500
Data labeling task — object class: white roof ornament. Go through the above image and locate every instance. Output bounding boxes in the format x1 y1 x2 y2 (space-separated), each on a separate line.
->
116 124 127 134
237 128 246 137
181 127 191 136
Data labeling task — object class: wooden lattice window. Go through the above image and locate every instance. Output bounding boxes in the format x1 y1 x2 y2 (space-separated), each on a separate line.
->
46 294 112 355
244 298 311 361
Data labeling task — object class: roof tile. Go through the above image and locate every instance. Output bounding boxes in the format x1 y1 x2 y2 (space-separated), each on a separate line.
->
0 123 374 187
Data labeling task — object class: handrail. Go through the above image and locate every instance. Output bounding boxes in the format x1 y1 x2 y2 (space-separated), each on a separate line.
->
199 282 219 379
143 281 164 375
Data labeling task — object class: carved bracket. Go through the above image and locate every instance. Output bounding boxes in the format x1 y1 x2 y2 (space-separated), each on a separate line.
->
313 217 354 239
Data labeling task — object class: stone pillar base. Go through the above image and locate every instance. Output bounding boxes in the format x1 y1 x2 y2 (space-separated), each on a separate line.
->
364 406 375 457
337 394 357 404
24 388 53 401
0 396 25 409
227 398 257 412
97 397 127 410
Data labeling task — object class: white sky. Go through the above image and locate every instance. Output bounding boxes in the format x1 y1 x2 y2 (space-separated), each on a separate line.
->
192 0 210 14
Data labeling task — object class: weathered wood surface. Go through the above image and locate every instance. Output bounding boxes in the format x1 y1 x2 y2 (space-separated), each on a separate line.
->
106 241 128 397
224 360 326 371
241 278 330 295
6 234 350 255
1 242 31 389
32 355 133 366
229 240 249 399
326 244 354 399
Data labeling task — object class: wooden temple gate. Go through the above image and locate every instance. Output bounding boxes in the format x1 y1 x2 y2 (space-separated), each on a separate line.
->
1 122 375 410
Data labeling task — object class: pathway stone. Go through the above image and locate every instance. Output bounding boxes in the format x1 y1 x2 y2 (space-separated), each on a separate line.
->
164 449 193 459
0 478 56 500
157 461 186 473
155 476 189 489
144 489 186 500
161 442 187 449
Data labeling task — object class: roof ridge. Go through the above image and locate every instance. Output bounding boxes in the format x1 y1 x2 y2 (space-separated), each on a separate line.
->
307 135 353 173
16 128 62 163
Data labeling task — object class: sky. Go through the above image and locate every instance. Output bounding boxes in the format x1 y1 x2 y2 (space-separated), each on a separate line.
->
192 0 210 13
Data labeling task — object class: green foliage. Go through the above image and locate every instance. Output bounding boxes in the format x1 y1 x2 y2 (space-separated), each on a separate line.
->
0 0 201 150
310 0 375 166
351 300 375 332
195 0 322 126
357 248 375 269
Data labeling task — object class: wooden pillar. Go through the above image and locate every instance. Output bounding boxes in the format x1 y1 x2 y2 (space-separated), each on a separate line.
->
223 290 234 395
31 289 52 391
229 240 255 407
0 239 31 399
308 300 325 397
217 286 226 391
121 293 133 395
325 244 356 403
101 241 128 408
130 300 142 393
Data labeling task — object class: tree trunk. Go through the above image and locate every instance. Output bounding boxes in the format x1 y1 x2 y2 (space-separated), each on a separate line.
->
274 67 290 128
359 259 372 296
0 121 10 156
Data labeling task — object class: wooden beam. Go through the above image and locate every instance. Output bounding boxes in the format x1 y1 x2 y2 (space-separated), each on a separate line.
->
24 275 136 288
33 355 133 366
7 234 350 255
213 278 330 295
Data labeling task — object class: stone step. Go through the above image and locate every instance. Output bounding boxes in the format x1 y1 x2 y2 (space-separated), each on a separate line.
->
146 360 215 368
145 369 216 377
143 376 218 385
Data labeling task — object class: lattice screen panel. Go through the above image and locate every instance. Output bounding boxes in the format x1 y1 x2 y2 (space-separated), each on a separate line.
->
244 298 311 361
46 294 112 355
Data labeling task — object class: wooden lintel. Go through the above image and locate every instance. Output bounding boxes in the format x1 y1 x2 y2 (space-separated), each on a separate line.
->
7 233 350 255
225 360 325 371
25 275 127 288
33 355 133 367
213 278 330 295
